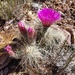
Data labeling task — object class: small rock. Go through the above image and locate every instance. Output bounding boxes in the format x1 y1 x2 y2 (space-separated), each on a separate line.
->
32 3 42 9
3 25 10 31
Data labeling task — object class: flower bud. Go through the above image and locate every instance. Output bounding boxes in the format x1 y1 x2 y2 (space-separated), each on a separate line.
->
4 45 15 56
27 27 36 39
18 21 27 34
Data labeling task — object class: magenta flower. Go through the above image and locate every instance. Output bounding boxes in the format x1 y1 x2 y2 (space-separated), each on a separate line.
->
4 45 15 56
27 27 36 39
38 8 61 27
18 21 27 34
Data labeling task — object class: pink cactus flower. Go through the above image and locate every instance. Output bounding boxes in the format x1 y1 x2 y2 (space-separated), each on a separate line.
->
18 21 27 34
4 45 15 56
38 8 61 27
27 27 36 39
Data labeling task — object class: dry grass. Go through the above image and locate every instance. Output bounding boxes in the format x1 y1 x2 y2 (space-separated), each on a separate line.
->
0 0 25 20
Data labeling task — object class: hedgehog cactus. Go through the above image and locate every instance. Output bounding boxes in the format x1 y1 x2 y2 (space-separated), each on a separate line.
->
15 8 73 75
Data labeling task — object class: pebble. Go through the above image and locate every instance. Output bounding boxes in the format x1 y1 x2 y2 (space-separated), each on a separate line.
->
32 3 42 9
3 25 10 31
